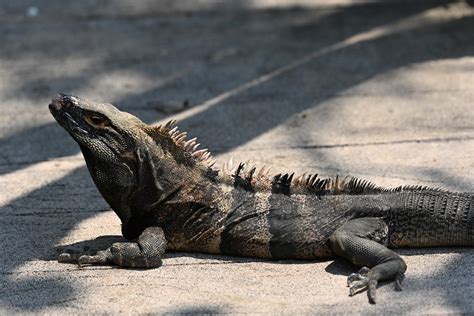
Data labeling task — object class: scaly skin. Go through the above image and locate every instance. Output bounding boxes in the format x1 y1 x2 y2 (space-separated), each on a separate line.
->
49 94 473 304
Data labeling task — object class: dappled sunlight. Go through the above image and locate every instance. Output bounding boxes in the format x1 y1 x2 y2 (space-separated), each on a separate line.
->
56 208 120 246
160 3 474 127
341 1 474 46
77 69 189 106
342 58 474 97
1 0 473 313
0 154 83 207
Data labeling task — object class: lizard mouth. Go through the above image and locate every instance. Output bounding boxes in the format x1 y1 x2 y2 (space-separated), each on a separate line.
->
49 94 89 136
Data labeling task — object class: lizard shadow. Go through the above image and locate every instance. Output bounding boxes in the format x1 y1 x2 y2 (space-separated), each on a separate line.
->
165 252 335 266
1 0 473 312
324 248 473 277
50 235 125 261
324 258 355 277
52 236 334 266
324 247 474 303
165 305 226 315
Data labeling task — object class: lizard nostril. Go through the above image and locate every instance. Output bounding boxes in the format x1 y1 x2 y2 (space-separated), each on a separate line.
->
52 93 72 108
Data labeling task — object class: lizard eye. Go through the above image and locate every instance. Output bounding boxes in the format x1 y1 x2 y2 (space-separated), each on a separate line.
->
85 113 109 128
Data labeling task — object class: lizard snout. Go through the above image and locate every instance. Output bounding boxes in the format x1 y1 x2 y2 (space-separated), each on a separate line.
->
50 93 76 110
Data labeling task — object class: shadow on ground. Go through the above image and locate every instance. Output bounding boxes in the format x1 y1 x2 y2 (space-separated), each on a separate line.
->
1 1 473 312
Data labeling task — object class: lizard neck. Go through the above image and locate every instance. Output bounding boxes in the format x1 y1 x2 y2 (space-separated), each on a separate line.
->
81 145 134 223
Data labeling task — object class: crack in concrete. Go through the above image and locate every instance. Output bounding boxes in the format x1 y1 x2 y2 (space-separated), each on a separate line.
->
3 209 106 217
220 135 474 152
296 135 474 149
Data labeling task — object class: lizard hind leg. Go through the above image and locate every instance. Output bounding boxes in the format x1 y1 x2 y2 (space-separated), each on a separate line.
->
329 218 407 304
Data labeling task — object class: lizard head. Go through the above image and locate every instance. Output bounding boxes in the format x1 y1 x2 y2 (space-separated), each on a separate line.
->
48 93 215 170
49 93 142 161
49 93 156 223
49 93 218 226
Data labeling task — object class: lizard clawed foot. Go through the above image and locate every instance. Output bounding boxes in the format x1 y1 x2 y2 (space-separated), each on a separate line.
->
347 267 406 304
347 267 379 304
58 249 112 267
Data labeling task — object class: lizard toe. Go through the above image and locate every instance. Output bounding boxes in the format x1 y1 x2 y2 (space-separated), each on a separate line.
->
394 271 405 291
77 255 96 267
347 268 380 304
347 266 370 286
77 250 111 267
367 278 378 304
58 252 80 263
348 278 369 297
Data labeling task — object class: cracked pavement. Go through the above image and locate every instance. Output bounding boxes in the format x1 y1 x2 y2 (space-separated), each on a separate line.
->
1 0 473 314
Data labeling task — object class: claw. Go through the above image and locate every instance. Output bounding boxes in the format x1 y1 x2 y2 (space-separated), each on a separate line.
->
347 266 370 286
347 273 359 286
77 255 95 267
346 266 379 304
77 250 111 267
395 272 405 291
368 279 378 304
358 267 371 275
348 279 369 296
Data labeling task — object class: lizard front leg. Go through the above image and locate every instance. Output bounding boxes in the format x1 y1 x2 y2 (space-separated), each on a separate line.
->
58 226 166 268
329 217 407 304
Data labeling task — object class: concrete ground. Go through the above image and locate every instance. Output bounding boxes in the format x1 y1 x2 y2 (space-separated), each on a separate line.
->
1 0 473 314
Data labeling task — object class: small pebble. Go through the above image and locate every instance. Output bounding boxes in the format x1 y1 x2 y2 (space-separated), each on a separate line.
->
26 6 39 17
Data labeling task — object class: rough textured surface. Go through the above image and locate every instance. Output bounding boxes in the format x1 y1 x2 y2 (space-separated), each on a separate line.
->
48 92 471 306
1 0 473 314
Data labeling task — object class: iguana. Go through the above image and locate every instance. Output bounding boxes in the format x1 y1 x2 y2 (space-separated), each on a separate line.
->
49 93 473 304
